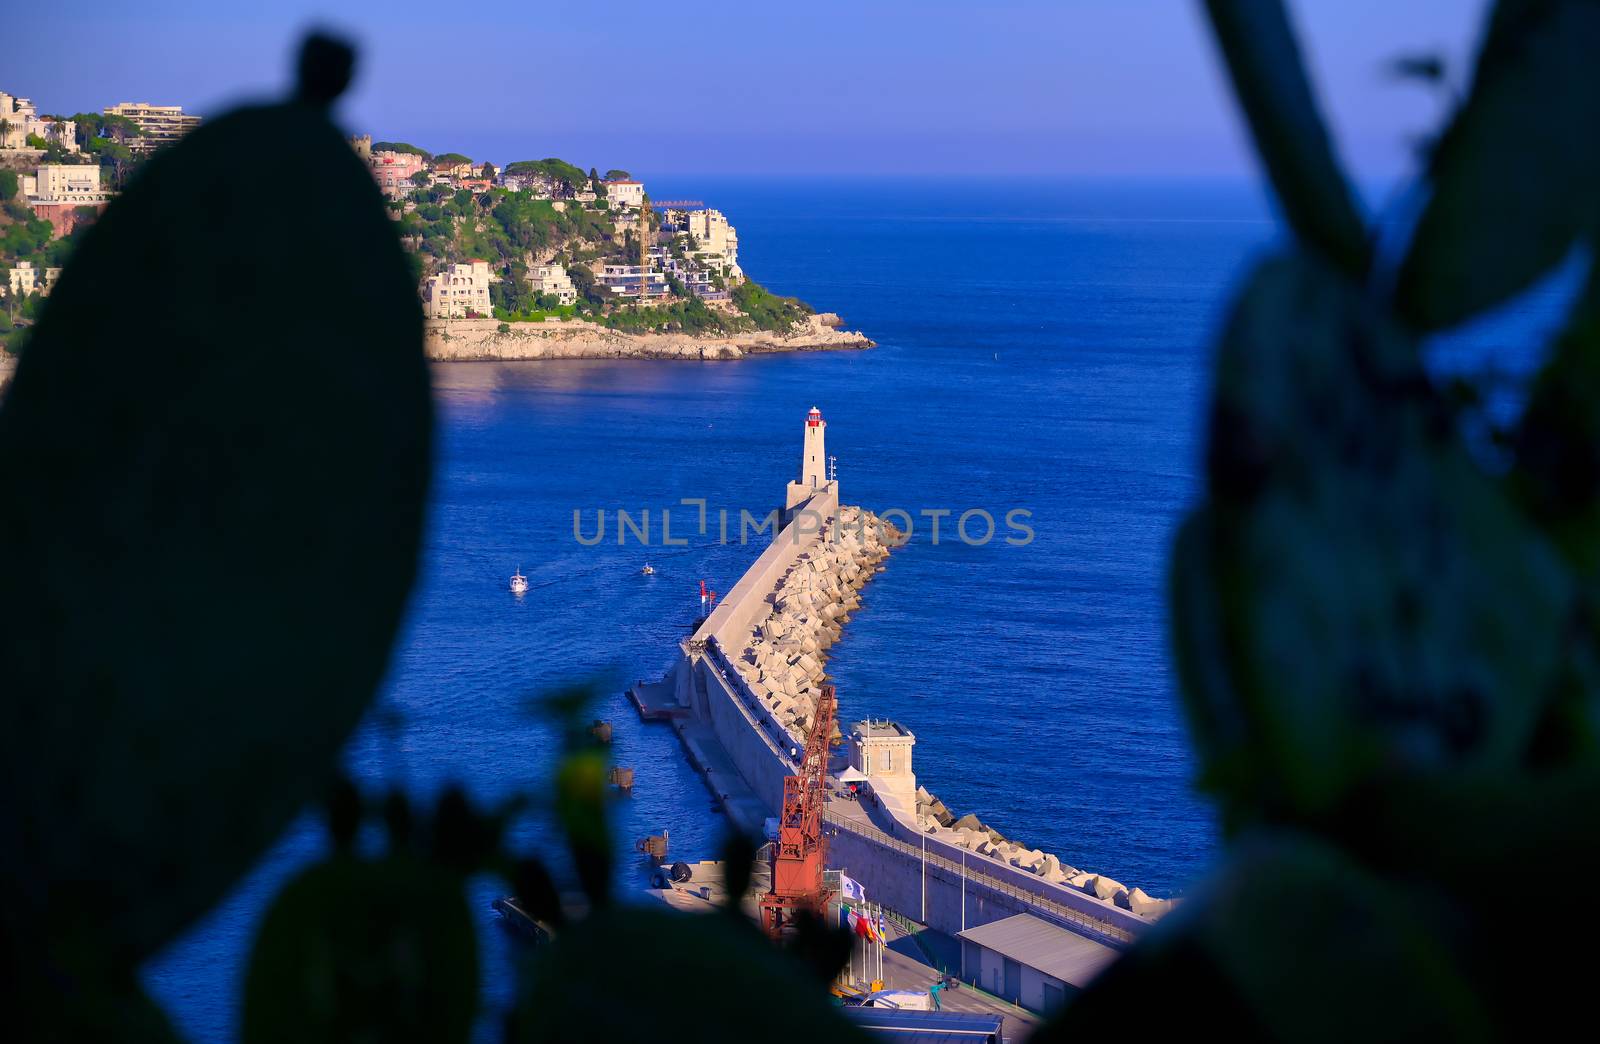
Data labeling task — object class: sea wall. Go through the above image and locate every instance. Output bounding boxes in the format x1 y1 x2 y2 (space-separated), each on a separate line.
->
824 811 1142 946
425 314 873 362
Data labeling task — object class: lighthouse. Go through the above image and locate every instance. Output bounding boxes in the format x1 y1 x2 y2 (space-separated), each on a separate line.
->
800 406 826 490
785 405 834 513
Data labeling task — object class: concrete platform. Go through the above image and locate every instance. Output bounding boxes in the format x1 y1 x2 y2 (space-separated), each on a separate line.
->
628 680 772 837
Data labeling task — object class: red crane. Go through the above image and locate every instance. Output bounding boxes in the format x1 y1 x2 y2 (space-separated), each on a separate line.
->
759 683 837 935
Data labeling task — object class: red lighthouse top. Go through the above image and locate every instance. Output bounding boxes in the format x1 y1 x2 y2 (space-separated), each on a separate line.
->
807 406 822 427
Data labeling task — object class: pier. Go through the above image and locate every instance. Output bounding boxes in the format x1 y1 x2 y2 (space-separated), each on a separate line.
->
631 406 1155 1011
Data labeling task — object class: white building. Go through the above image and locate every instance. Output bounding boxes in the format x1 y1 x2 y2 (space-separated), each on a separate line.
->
30 164 106 203
0 92 79 153
956 913 1119 1014
422 260 494 319
103 102 201 153
604 179 644 208
6 261 60 299
599 263 668 299
685 208 742 280
529 263 577 306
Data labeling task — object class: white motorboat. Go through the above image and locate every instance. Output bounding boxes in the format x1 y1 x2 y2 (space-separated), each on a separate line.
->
510 568 528 595
641 563 655 575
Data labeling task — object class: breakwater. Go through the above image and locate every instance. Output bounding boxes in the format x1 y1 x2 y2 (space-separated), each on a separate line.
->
631 408 1170 945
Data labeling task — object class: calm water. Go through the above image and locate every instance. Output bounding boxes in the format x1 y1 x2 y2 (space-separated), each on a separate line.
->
143 177 1570 1039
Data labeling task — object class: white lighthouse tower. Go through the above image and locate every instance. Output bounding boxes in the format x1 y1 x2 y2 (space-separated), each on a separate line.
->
786 405 832 512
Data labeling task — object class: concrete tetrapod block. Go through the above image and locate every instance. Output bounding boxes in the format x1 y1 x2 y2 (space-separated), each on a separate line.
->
1122 888 1171 918
1012 849 1044 872
1086 875 1125 901
951 813 985 833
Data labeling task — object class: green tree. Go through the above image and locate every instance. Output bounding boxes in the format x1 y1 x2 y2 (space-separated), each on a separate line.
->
604 168 631 181
0 169 17 201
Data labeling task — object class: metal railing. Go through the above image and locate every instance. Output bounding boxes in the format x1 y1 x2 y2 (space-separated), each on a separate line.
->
824 808 1136 946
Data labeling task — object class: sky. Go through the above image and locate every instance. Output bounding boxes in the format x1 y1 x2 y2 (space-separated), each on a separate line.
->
11 0 1487 179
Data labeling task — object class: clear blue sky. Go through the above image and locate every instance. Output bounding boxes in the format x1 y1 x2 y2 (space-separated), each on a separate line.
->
14 1 1485 179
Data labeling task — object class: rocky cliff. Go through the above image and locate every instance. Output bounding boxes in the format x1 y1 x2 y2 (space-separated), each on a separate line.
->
424 313 874 362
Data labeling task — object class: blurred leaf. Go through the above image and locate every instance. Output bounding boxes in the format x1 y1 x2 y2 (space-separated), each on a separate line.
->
511 857 566 929
555 750 612 909
507 905 865 1044
1168 509 1255 828
1048 835 1485 1041
242 854 477 1044
1387 52 1447 84
1513 265 1600 570
1396 0 1600 330
6 960 182 1044
1202 0 1370 276
718 831 757 914
0 59 431 961
1197 255 1571 819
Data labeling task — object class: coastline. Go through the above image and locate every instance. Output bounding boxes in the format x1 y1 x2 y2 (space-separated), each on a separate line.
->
424 313 875 363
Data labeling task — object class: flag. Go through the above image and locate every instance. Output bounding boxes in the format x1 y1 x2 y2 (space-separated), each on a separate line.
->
839 874 866 904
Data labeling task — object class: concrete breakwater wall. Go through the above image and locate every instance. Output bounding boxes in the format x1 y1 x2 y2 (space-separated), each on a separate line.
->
633 411 1168 945
654 486 897 815
425 315 873 363
824 810 1140 946
716 502 895 742
908 790 1174 920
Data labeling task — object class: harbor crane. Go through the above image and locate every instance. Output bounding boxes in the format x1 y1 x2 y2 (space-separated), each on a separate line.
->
759 682 838 936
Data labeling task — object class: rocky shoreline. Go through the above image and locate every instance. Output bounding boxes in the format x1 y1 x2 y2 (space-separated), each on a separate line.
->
726 504 1174 920
425 313 874 363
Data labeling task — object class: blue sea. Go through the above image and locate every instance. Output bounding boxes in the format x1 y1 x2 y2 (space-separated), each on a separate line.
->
142 177 1573 1040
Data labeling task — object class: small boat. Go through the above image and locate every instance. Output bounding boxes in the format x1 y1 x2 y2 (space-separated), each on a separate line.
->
641 563 655 575
510 568 528 595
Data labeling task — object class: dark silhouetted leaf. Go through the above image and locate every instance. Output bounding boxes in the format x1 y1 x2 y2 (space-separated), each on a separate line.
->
0 37 431 964
242 854 477 1044
507 905 866 1044
1199 256 1570 819
1042 836 1486 1041
555 750 612 909
1387 52 1447 84
1396 0 1600 330
1202 0 1370 276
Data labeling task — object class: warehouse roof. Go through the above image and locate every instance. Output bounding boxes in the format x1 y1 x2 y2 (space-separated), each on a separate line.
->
956 913 1121 988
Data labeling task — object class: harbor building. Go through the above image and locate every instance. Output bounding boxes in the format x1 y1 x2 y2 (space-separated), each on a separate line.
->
528 263 577 306
848 719 917 809
103 102 201 152
957 912 1119 1013
422 260 493 319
